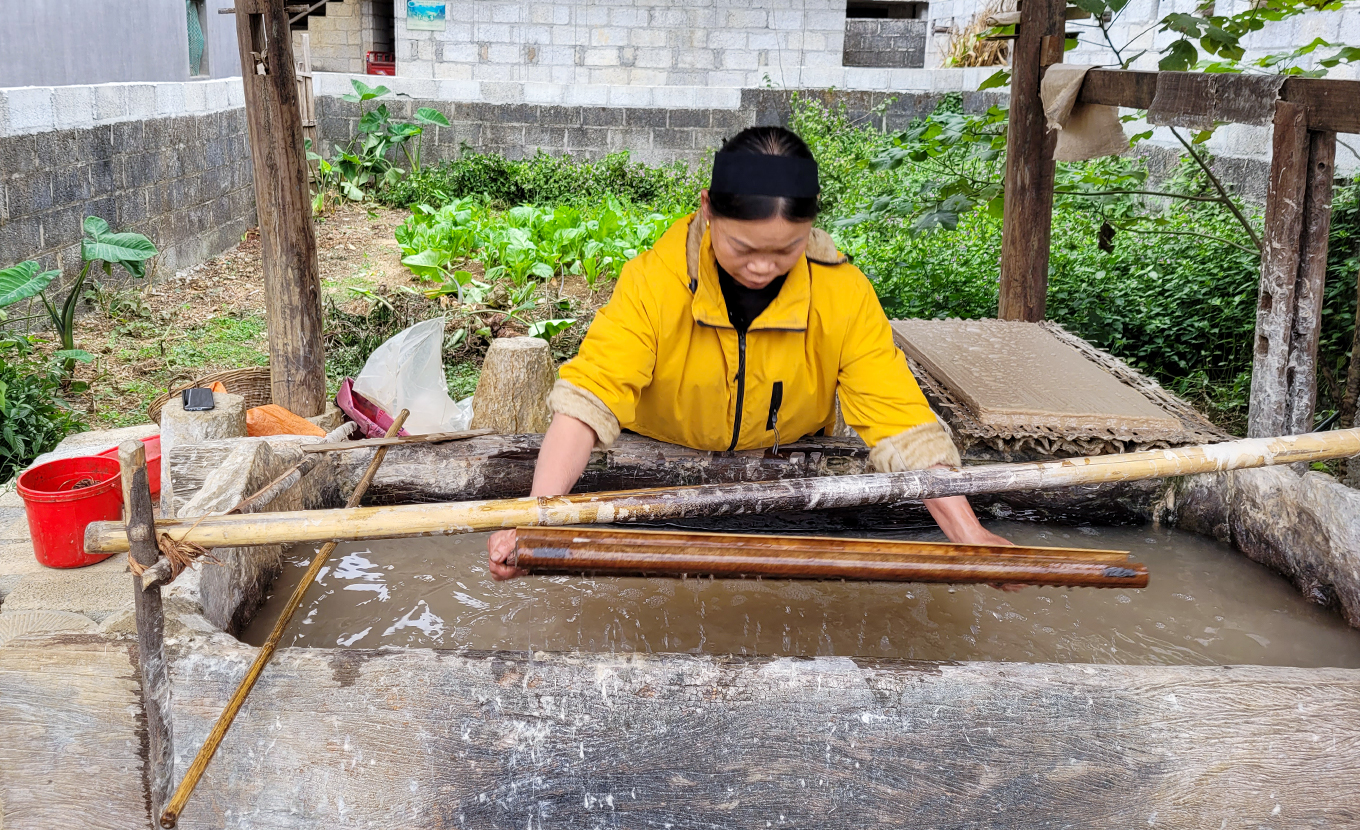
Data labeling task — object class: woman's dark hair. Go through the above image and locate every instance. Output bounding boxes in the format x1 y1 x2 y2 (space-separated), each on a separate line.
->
708 126 819 222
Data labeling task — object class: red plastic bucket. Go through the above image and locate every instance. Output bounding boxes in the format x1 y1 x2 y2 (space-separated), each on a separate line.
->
17 456 123 569
99 434 161 496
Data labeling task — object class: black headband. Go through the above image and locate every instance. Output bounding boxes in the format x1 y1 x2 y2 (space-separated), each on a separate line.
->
710 151 820 199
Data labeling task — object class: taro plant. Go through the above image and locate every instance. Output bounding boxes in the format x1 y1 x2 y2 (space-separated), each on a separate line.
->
328 80 453 201
40 217 157 378
0 260 61 321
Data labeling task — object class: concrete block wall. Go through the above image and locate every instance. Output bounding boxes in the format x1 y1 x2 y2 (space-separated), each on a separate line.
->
314 82 1003 168
396 0 855 90
844 19 928 68
295 0 396 73
0 79 256 304
298 0 364 74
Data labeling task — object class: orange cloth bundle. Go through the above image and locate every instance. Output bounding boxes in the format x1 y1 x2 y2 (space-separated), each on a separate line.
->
246 404 326 437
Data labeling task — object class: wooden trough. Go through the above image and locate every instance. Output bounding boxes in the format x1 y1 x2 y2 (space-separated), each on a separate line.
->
32 416 1354 828
40 309 1352 827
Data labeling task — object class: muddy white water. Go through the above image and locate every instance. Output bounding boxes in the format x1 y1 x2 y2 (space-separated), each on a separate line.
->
240 521 1360 667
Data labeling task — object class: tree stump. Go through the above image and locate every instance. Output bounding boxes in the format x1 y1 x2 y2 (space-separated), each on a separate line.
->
159 391 247 516
470 337 555 434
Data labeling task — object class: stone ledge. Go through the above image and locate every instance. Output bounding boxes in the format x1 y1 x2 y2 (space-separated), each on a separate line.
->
0 77 245 138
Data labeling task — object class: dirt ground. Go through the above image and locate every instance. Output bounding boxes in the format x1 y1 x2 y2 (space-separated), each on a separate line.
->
40 203 611 429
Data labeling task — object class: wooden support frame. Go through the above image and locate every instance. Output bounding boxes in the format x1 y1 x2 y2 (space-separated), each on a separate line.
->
119 441 173 817
1284 129 1337 436
1249 102 1312 438
997 0 1067 322
995 62 1360 434
233 0 326 416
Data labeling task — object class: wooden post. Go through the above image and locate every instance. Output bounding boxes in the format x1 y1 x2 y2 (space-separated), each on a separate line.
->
233 0 326 416
119 441 173 817
1283 130 1337 436
997 0 1066 322
469 337 555 434
1248 103 1311 438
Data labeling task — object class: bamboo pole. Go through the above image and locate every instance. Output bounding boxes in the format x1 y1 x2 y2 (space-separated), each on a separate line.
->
88 428 1360 555
511 527 1147 588
515 526 1134 563
157 410 408 829
298 427 495 453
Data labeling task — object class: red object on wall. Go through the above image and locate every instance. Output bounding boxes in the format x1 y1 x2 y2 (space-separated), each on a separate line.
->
366 51 396 75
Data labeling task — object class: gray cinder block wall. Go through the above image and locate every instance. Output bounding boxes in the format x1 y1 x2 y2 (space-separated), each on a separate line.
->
843 20 928 69
0 79 256 305
314 86 1004 170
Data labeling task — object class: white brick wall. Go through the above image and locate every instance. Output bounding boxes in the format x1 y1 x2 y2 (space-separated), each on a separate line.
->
397 0 852 91
0 78 244 138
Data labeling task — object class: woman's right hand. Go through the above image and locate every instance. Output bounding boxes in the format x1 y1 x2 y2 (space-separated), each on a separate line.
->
487 529 525 581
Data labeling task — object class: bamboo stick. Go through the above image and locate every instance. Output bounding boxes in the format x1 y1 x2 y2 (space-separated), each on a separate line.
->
298 427 495 453
511 527 1146 588
157 410 409 829
520 526 1134 562
87 428 1360 555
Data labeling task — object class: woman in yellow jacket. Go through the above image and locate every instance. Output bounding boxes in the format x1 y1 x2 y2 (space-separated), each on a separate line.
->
488 126 1010 579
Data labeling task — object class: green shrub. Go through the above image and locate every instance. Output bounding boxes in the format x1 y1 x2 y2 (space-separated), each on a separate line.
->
383 149 703 212
0 340 86 482
790 90 1360 432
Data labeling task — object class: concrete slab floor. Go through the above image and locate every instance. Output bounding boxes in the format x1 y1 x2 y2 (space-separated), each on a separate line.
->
0 552 133 623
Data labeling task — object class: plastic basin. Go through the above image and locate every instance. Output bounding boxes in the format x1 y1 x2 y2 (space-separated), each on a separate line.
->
17 456 122 568
98 434 161 496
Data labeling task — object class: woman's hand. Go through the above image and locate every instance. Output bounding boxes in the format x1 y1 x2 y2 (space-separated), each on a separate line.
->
949 525 1014 547
487 529 525 581
484 413 599 582
922 491 1022 591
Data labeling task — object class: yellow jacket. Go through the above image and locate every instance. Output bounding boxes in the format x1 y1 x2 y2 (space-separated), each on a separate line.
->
550 213 960 472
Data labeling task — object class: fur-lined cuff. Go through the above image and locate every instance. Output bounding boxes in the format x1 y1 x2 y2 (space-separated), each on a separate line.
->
548 380 621 450
868 421 961 472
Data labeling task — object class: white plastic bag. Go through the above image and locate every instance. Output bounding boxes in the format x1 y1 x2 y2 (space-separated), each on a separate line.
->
353 318 474 434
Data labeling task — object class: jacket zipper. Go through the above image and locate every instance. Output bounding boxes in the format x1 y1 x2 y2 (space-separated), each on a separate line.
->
726 330 747 452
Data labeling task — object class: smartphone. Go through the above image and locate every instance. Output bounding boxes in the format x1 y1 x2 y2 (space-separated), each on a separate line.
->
182 387 216 412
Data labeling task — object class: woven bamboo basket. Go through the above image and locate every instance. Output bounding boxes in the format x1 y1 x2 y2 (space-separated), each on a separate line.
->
147 367 273 424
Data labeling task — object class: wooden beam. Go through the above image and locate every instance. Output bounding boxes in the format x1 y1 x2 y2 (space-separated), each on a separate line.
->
118 441 173 817
233 0 326 416
1078 68 1157 108
1077 70 1360 134
1282 76 1360 134
1284 130 1338 436
1248 103 1311 438
998 0 1066 321
85 428 1360 553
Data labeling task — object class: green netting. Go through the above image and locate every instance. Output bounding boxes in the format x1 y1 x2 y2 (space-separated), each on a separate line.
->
187 0 205 76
